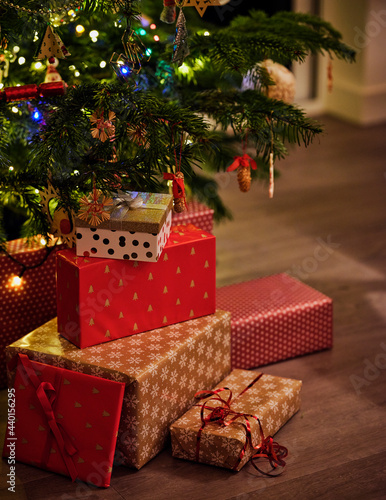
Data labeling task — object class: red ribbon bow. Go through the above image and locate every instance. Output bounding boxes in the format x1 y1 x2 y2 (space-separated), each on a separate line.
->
194 374 288 475
226 154 257 172
163 172 187 207
16 354 79 482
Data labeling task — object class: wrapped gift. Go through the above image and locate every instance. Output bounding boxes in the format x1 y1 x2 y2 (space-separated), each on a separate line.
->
6 310 231 469
216 273 333 369
172 200 214 233
3 353 124 487
0 238 65 389
58 224 216 348
75 191 173 262
170 368 302 471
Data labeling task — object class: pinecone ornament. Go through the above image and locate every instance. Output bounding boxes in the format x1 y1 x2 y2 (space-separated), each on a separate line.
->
173 171 186 212
237 165 252 192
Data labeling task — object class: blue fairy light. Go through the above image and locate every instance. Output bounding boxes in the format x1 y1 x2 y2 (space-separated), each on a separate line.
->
32 110 42 121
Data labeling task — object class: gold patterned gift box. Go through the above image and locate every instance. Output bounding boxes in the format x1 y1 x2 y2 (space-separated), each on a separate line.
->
6 310 231 469
170 369 302 471
75 191 173 262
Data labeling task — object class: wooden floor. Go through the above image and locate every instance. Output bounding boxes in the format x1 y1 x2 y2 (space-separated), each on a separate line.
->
1 115 386 499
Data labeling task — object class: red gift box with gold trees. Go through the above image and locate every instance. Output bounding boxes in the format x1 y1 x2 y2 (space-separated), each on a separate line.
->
56 224 216 348
3 353 125 487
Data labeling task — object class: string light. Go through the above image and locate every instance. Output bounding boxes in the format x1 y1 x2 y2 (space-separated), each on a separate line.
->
145 48 152 56
13 46 20 53
100 61 106 68
139 29 146 36
10 275 23 288
32 110 42 121
204 31 210 36
153 35 160 42
34 61 43 70
40 238 47 246
89 30 99 38
150 24 156 30
18 56 26 65
11 107 18 113
9 166 14 171
74 70 80 77
75 25 85 35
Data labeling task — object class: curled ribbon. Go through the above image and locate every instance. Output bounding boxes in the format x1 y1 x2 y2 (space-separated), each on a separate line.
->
163 172 187 207
16 354 79 482
194 374 288 475
226 153 257 172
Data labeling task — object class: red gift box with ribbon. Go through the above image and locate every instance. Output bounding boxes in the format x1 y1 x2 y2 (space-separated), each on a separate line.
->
216 274 333 369
170 368 302 472
2 353 124 487
57 224 216 348
0 238 65 389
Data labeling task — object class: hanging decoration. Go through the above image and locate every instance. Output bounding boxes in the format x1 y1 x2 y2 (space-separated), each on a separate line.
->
110 23 149 80
39 181 77 248
172 3 190 67
77 187 114 226
89 110 116 142
227 131 257 193
0 82 67 101
163 125 187 213
35 25 71 60
160 0 177 24
182 0 222 18
127 122 148 147
327 58 333 93
44 57 62 83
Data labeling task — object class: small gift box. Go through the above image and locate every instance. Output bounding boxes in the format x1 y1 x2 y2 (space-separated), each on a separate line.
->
75 191 173 262
172 200 214 233
216 273 333 369
0 237 65 388
6 310 231 470
170 369 302 472
3 353 125 487
58 224 216 349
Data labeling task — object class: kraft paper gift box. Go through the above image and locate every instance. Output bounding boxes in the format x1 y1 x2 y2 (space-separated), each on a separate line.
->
6 310 231 469
57 224 216 349
3 353 124 487
75 191 173 262
170 368 302 471
0 237 65 388
172 200 214 233
216 273 333 369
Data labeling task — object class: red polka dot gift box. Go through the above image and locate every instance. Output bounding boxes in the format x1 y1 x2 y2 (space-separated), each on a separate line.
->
75 191 173 263
216 273 333 369
0 238 65 389
172 199 214 233
3 353 125 487
57 224 216 349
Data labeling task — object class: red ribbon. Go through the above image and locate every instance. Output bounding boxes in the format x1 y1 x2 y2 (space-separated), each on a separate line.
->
16 354 79 482
226 154 257 172
194 373 288 474
1 82 67 102
163 172 187 207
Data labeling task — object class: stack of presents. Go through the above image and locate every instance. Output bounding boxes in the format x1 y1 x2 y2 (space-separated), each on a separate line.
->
2 193 333 487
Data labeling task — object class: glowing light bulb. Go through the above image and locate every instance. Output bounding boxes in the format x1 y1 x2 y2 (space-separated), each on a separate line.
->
0 83 3 89
179 63 190 75
13 46 20 53
33 110 41 120
11 276 22 287
40 238 47 246
9 166 14 171
74 70 80 77
73 170 80 175
34 189 39 194
204 31 210 36
75 25 85 34
153 35 160 42
89 30 99 38
11 107 18 113
18 57 26 65
100 60 106 68
139 29 146 36
69 65 76 71
150 24 156 30
34 61 43 70
145 48 152 56
68 9 75 16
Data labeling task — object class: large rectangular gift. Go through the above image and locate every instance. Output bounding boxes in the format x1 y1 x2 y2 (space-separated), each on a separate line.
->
3 353 124 487
172 200 214 233
0 237 65 388
6 310 231 469
57 224 216 348
170 368 302 471
216 273 333 369
75 191 173 262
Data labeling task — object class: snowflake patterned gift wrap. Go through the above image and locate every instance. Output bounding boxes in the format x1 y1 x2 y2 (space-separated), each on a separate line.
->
6 310 231 469
216 273 333 369
3 353 124 486
0 238 65 389
172 200 214 233
57 224 216 348
170 368 302 471
75 191 173 262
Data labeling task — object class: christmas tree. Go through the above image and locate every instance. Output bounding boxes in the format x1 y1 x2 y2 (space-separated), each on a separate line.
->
0 0 355 246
